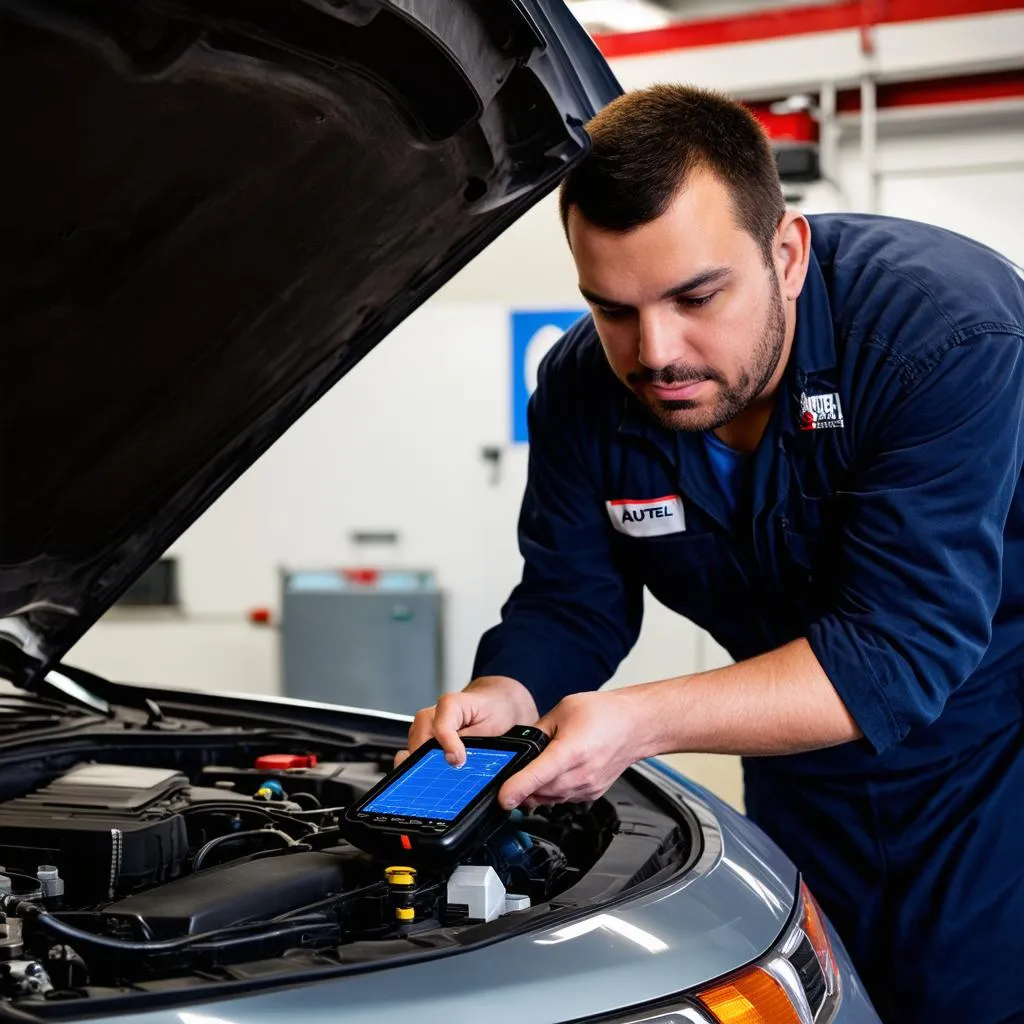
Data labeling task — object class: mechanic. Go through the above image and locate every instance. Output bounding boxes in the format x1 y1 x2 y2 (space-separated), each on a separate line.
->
400 85 1024 1022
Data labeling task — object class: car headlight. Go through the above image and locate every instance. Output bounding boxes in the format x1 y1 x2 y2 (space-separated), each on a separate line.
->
592 879 842 1024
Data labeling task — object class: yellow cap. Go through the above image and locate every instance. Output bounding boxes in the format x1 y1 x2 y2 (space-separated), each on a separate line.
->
385 866 417 886
395 907 415 922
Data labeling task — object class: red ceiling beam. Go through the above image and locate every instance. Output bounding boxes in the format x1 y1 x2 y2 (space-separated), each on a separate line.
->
741 70 1024 145
835 67 1024 110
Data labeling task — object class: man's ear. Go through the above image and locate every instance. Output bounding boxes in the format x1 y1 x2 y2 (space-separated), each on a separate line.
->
775 212 811 302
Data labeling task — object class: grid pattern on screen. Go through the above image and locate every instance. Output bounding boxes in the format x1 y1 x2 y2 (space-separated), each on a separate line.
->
363 747 517 821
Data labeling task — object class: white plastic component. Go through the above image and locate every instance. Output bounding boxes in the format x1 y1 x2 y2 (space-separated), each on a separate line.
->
446 866 506 923
503 894 531 914
36 865 64 900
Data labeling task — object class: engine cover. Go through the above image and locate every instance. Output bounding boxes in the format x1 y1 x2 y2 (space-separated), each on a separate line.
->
103 849 353 938
0 764 189 904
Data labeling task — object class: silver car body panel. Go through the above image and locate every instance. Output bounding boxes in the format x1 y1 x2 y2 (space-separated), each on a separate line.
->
101 761 879 1024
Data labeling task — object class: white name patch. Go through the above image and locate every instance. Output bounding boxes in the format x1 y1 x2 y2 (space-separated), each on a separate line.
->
606 495 686 538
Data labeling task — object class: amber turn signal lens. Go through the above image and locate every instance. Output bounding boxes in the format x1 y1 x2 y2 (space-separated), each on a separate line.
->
696 966 802 1024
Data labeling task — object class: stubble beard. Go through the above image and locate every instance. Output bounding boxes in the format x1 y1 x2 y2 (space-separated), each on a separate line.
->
641 281 788 433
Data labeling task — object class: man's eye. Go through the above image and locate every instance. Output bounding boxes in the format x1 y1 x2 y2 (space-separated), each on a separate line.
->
597 306 631 321
680 292 718 308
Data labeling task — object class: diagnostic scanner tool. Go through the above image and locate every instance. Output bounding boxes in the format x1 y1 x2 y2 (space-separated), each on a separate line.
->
342 726 548 863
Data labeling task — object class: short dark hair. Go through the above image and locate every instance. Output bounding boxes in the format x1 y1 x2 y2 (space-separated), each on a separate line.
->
559 84 786 264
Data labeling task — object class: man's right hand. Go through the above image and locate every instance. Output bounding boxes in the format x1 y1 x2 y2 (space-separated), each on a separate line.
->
396 676 539 768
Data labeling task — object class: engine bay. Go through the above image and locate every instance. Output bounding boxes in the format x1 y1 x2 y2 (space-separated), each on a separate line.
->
0 722 694 1017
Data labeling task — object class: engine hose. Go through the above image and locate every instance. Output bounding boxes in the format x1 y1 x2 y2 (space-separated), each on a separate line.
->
181 803 318 834
286 805 346 817
180 920 337 956
8 901 323 956
183 921 335 950
192 827 296 872
305 828 347 850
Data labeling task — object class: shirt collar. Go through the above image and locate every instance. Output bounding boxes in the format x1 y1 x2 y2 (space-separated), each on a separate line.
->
790 246 837 384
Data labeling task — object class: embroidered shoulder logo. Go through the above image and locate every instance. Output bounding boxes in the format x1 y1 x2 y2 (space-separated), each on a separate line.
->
606 495 686 538
799 391 844 431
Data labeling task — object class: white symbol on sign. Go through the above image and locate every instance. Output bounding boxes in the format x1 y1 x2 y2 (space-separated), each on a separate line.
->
523 324 564 398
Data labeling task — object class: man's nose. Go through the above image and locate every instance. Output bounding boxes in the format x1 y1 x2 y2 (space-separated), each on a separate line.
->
637 308 685 370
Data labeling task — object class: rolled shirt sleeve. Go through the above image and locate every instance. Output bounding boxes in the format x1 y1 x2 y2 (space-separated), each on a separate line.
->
808 331 1024 753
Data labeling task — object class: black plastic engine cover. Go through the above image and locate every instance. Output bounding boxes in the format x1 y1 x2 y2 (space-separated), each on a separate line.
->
103 850 351 938
0 764 189 904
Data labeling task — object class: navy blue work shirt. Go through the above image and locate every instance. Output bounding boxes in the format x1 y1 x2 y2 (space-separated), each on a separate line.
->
474 214 1024 774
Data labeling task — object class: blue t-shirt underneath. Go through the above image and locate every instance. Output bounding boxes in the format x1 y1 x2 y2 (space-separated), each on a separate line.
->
702 431 751 522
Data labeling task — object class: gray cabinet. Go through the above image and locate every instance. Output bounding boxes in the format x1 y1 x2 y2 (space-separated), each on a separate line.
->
280 569 442 716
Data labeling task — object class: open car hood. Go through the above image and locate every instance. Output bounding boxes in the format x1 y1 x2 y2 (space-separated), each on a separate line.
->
0 0 620 689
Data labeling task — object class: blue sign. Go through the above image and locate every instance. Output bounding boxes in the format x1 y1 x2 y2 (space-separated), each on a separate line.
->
510 310 586 443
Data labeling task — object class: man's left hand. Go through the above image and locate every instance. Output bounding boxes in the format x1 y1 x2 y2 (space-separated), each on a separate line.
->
498 689 651 809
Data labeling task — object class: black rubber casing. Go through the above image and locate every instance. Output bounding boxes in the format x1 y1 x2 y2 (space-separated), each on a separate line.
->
341 726 547 863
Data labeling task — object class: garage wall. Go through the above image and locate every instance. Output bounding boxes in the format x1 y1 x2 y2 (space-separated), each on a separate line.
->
67 11 1024 812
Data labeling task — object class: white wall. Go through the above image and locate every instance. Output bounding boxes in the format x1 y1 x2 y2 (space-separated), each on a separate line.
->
67 16 1024 811
69 295 720 695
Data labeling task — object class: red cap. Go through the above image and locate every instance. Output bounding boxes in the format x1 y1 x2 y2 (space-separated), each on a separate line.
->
343 568 379 585
254 754 318 771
